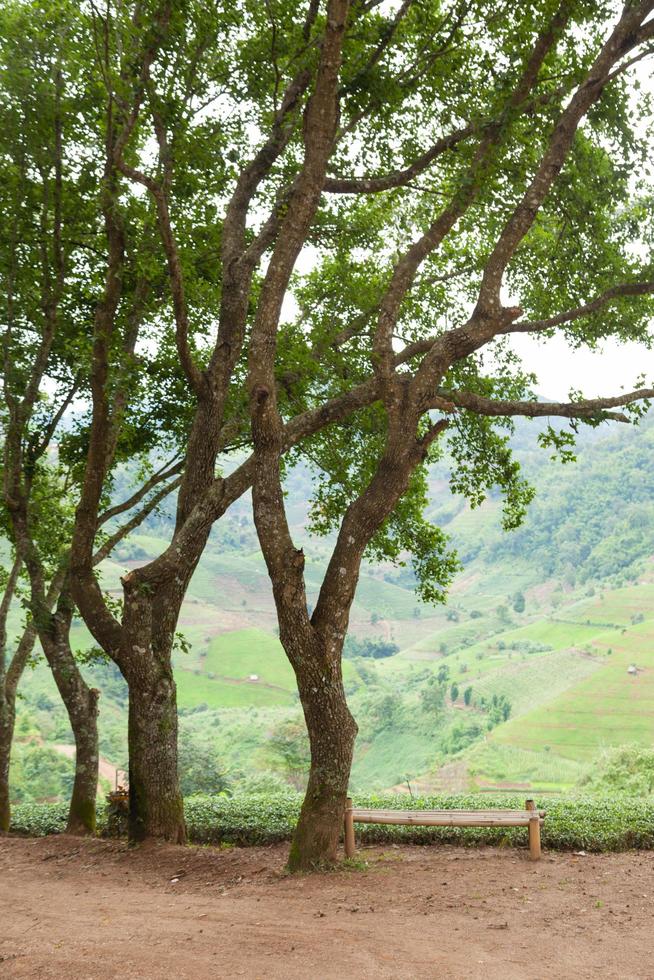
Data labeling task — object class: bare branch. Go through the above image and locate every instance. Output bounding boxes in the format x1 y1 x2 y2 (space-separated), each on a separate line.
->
28 378 80 466
436 386 654 423
92 475 182 566
97 456 184 526
504 281 654 335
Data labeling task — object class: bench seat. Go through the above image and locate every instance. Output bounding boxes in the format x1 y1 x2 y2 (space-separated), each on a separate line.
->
344 799 545 859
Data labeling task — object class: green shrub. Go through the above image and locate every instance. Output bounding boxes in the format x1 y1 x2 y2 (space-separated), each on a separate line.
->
9 792 654 853
11 801 108 837
185 791 301 845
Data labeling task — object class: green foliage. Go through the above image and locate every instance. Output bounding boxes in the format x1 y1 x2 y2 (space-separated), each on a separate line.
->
512 591 526 614
9 745 75 804
344 636 399 660
478 693 512 727
11 793 654 853
266 720 310 788
485 417 654 584
178 729 229 797
420 679 445 715
443 719 484 754
581 746 654 796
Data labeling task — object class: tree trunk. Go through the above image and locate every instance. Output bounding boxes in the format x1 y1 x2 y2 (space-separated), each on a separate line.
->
0 696 15 833
40 596 100 835
65 686 100 834
120 576 190 844
126 659 186 843
287 655 358 871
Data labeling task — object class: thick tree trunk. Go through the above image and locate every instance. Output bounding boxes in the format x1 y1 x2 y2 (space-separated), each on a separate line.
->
0 697 15 833
287 656 358 871
120 575 191 844
126 660 186 843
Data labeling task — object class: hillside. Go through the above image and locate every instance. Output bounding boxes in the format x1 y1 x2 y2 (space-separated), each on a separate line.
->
7 412 654 802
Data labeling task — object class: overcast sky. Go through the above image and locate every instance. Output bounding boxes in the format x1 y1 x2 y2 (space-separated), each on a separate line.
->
509 335 654 401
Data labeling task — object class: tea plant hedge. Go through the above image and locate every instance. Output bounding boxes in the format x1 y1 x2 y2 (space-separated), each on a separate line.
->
9 792 654 852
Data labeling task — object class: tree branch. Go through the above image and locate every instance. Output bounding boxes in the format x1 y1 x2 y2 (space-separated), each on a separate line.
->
97 457 184 526
437 386 654 423
474 1 654 315
503 281 654 335
92 475 182 566
372 2 571 382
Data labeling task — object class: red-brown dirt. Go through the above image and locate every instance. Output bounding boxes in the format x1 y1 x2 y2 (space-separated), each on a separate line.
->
1 835 653 979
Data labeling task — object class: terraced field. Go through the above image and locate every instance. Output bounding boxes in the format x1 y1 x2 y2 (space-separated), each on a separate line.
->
175 626 363 710
468 647 604 717
491 618 654 762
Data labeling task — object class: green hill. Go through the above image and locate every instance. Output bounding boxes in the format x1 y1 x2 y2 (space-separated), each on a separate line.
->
8 413 654 801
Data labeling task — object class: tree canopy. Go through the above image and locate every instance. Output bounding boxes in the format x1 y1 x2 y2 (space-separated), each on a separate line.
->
1 0 654 866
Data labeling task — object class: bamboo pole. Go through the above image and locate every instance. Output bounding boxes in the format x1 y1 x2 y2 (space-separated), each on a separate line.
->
348 811 531 826
526 798 541 861
344 796 356 858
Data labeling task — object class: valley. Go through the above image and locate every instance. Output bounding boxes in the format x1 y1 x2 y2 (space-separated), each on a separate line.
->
10 414 654 804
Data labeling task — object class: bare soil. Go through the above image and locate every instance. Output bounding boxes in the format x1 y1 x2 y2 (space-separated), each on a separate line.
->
1 835 653 979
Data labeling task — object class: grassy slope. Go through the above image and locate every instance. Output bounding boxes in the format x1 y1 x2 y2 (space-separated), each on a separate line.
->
174 627 362 710
492 617 654 762
10 419 654 796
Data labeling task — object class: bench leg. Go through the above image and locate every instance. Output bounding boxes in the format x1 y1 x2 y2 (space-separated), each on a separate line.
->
344 797 356 859
528 816 541 860
526 798 541 860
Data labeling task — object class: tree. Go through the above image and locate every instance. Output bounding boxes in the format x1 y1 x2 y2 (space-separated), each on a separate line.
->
0 1 104 831
420 679 445 715
450 683 459 703
245 1 654 869
5 0 654 861
512 591 526 614
0 558 38 830
267 720 311 790
0 0 185 832
177 730 228 797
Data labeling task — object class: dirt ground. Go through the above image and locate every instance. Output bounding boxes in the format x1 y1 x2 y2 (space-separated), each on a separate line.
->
1 836 653 980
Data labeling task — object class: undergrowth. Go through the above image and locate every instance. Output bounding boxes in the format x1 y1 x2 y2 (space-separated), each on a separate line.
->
9 791 654 852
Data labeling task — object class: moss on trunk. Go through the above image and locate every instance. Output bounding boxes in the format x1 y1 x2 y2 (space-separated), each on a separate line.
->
127 665 186 844
287 668 357 872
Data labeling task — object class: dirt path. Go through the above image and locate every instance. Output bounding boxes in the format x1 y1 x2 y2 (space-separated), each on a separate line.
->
1 836 653 979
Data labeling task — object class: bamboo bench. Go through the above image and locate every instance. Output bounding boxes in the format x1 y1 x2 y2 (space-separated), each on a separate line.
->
344 797 545 860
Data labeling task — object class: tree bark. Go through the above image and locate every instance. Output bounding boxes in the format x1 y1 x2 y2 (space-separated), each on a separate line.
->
280 622 358 871
65 686 100 835
121 588 186 843
126 660 186 843
40 596 100 835
0 698 15 833
0 620 38 834
282 636 358 871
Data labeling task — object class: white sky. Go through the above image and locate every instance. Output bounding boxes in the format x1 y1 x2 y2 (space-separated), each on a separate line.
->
509 335 654 400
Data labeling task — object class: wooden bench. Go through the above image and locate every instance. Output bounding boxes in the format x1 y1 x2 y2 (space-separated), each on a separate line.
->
344 797 545 860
